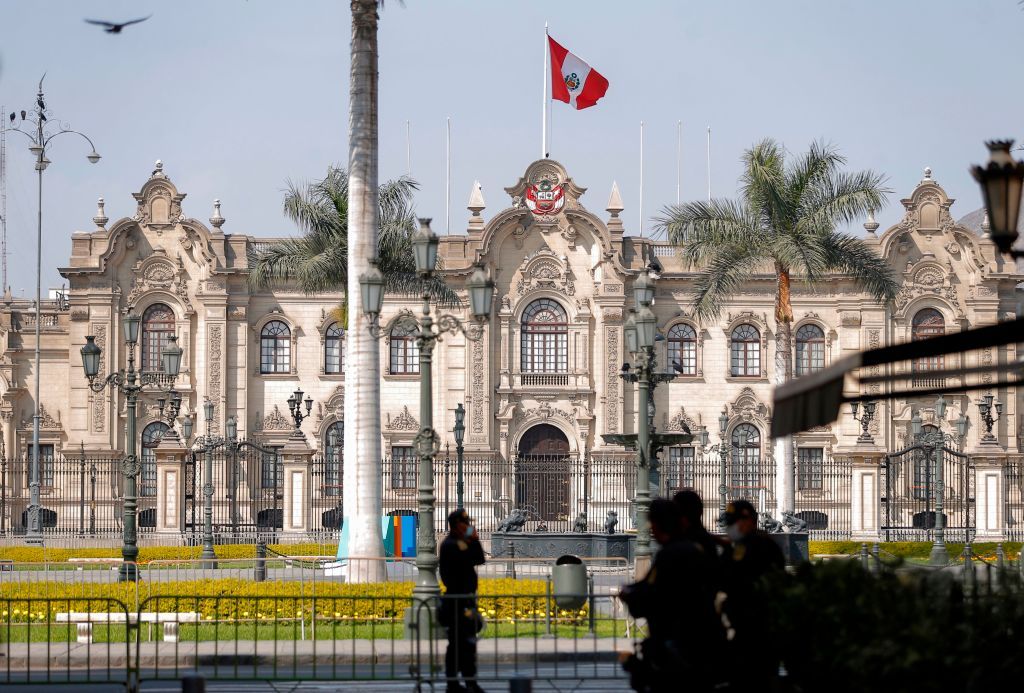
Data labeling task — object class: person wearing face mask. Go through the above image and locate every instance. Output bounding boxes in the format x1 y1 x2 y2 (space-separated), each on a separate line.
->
719 500 785 687
439 509 486 693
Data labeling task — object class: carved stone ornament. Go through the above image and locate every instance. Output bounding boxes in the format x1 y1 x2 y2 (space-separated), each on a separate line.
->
892 260 965 320
132 163 186 228
515 244 575 297
387 405 419 432
728 387 772 428
125 252 194 315
255 404 292 431
504 159 587 218
666 407 697 433
21 403 63 431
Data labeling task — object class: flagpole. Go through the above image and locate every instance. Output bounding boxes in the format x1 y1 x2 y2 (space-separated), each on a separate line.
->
676 120 682 205
446 117 451 236
639 120 644 238
542 23 549 158
406 120 411 175
706 126 712 202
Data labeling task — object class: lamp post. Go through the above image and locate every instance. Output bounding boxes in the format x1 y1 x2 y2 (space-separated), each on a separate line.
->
698 409 732 520
971 140 1024 259
977 394 1002 444
851 401 878 444
80 316 182 581
9 77 101 544
453 403 466 510
286 388 314 434
900 396 969 566
359 218 494 633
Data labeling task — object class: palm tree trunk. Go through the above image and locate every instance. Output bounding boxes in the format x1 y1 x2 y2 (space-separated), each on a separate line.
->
344 0 385 582
774 266 795 519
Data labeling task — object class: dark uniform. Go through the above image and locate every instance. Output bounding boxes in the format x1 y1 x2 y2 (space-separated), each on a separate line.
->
620 500 722 692
720 501 785 687
439 510 486 693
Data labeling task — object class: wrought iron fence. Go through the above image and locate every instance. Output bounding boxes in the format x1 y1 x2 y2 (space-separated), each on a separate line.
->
881 444 975 542
1003 455 1024 542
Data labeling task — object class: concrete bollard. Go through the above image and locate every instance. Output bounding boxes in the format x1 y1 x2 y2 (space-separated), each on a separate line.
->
962 543 975 594
255 540 267 582
870 543 881 575
859 543 869 571
181 673 205 693
509 674 532 693
996 543 1006 571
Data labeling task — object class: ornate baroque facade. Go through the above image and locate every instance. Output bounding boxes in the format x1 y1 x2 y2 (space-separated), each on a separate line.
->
0 159 1020 539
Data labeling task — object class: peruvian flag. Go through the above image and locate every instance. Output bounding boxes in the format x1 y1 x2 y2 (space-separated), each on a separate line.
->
549 35 609 110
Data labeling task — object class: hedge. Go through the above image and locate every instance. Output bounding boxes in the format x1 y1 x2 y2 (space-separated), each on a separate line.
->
809 541 1023 561
0 543 337 564
0 577 551 624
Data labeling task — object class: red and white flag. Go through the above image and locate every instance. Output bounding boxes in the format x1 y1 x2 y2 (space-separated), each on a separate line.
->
548 35 609 110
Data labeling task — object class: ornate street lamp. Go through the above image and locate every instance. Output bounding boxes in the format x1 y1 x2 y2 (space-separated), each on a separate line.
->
10 78 101 544
851 401 878 444
978 394 1003 444
971 140 1024 258
359 218 494 635
287 388 314 433
80 319 180 581
453 403 466 510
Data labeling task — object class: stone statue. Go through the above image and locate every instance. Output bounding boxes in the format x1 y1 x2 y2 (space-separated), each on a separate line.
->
604 510 619 534
573 512 588 533
497 508 527 533
782 511 808 533
535 521 548 532
760 512 784 534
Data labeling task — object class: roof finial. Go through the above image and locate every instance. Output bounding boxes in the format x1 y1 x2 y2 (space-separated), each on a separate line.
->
210 199 225 229
607 181 624 218
863 209 879 235
467 180 485 217
980 211 990 237
152 160 164 177
93 196 108 228
921 166 933 183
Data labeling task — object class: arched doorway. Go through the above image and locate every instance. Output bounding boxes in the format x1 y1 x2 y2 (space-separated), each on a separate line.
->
515 424 571 524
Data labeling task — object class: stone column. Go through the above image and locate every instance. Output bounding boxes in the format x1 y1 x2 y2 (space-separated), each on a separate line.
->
973 454 1005 540
154 431 187 536
281 433 312 535
849 450 882 541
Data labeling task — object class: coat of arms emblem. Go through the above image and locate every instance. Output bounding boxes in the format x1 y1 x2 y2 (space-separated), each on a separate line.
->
525 178 565 216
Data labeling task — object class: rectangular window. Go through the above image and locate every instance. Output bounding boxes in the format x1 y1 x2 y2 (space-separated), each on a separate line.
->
390 338 420 374
667 446 695 490
35 444 55 489
261 448 284 490
797 447 824 491
325 341 343 374
731 342 760 377
390 446 417 489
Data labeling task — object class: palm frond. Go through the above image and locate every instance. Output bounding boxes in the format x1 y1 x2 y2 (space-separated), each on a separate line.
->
655 199 762 266
799 169 890 231
689 244 764 321
741 139 787 233
818 231 900 302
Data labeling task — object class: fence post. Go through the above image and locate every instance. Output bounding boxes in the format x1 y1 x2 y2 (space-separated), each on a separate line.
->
509 675 532 693
154 432 187 536
281 434 312 535
544 577 552 636
587 574 595 634
255 540 267 582
997 543 1006 570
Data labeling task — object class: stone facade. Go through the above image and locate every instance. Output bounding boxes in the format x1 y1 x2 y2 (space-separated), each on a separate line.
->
0 159 1020 539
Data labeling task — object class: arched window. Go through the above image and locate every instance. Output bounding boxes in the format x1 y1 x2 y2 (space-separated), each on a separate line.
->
323 420 343 497
795 324 826 376
520 299 569 373
325 323 344 374
141 421 169 498
912 309 945 373
913 424 939 500
389 321 420 374
141 303 175 373
730 423 761 492
667 323 697 376
260 320 291 374
730 324 761 377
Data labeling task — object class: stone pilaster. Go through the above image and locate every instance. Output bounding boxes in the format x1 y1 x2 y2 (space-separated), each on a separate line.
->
849 450 883 541
281 433 312 534
973 453 1005 540
154 431 186 535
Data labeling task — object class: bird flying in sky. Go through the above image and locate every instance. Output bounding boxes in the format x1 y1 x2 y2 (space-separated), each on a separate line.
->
84 15 152 34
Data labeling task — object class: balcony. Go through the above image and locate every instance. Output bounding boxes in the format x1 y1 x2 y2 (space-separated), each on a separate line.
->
503 371 591 393
521 373 569 387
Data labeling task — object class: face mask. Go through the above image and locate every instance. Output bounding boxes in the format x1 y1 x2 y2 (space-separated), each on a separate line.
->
726 525 743 542
464 525 475 538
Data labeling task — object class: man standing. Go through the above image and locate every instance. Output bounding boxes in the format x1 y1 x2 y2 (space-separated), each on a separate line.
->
720 500 785 686
439 509 486 693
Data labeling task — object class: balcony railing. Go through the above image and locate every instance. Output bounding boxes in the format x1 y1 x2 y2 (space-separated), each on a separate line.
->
520 373 570 387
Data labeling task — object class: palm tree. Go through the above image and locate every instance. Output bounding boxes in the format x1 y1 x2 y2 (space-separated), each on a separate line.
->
655 139 899 518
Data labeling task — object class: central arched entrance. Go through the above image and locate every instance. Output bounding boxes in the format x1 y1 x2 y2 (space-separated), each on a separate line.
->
515 424 571 523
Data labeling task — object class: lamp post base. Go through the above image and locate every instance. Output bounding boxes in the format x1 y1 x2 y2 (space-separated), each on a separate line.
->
118 561 140 583
200 547 218 570
929 541 950 567
404 597 443 641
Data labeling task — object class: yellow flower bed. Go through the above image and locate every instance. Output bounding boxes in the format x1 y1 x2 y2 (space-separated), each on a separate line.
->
0 577 548 624
0 543 337 564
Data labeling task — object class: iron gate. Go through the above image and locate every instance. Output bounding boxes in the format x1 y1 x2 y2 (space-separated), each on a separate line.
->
881 444 974 541
184 439 284 541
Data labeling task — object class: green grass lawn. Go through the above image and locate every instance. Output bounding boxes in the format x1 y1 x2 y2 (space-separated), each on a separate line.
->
0 618 627 643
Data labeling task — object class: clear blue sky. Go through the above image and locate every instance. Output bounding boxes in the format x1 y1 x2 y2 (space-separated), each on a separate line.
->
0 0 1020 293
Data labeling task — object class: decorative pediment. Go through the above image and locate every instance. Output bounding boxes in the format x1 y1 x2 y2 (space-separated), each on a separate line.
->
665 407 697 434
387 405 419 431
125 251 194 314
131 161 186 228
19 404 63 431
515 244 575 297
892 258 964 320
254 404 292 432
728 387 772 427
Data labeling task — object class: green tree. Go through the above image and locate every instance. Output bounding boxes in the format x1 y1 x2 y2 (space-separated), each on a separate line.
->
655 139 898 516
